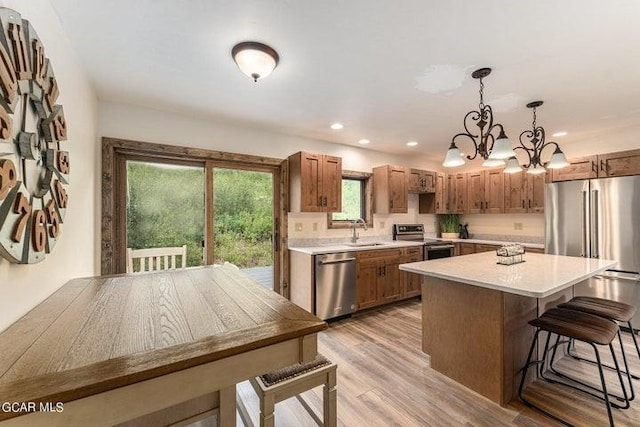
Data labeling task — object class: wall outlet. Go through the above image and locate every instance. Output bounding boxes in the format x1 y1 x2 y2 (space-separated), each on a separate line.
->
295 223 303 232
313 222 318 231
514 222 523 230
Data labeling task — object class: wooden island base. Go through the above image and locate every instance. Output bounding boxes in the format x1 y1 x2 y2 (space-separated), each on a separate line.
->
423 277 542 405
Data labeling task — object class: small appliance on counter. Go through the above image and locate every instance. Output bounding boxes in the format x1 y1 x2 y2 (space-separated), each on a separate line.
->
459 223 470 239
393 224 455 260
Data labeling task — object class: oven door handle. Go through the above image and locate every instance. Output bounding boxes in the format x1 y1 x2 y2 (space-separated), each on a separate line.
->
426 245 455 250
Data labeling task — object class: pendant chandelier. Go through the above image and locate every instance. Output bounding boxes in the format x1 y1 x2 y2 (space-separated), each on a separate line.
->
503 101 569 174
443 68 515 168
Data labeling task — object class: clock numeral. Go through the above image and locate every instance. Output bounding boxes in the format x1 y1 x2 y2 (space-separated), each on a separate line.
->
0 42 17 108
0 159 17 200
12 192 31 243
42 105 67 142
8 22 31 80
31 38 47 87
46 77 58 112
57 151 69 174
45 200 60 238
55 180 68 208
32 209 46 252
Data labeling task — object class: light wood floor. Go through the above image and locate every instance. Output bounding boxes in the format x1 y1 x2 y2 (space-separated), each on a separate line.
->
234 299 640 426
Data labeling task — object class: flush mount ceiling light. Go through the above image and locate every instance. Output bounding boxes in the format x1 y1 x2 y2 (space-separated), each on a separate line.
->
443 68 515 168
330 123 344 130
231 41 279 82
358 139 370 144
406 141 418 147
508 101 569 175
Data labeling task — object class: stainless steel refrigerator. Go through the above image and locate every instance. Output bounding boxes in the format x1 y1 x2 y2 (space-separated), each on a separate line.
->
545 175 640 330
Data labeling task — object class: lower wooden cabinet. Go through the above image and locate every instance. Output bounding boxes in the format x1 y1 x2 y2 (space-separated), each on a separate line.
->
355 247 422 310
402 246 423 298
455 242 544 255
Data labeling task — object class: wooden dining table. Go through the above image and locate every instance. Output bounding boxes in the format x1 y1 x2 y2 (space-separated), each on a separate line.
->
0 264 326 426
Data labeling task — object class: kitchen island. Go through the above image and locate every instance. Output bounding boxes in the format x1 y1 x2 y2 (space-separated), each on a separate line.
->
399 252 616 405
0 264 326 426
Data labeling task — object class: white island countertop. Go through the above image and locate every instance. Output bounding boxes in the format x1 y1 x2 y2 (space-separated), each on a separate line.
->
400 252 617 298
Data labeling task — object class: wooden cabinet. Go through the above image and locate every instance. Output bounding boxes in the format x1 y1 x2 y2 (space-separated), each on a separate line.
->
466 170 504 214
356 248 406 309
288 152 342 212
408 169 436 193
355 246 423 309
373 165 408 213
447 173 467 214
458 243 475 255
456 242 544 255
597 149 640 177
402 246 423 298
551 149 640 182
435 172 447 214
475 244 500 253
504 171 546 213
550 155 598 182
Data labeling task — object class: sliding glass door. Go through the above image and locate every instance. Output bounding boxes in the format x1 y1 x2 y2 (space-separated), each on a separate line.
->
125 159 206 268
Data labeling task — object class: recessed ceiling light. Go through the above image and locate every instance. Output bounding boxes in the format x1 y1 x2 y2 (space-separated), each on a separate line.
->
552 131 568 137
406 141 418 147
330 123 343 130
358 139 370 145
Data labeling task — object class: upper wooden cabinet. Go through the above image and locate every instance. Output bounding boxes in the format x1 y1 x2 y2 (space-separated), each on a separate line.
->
373 165 408 213
447 173 467 214
551 149 640 182
288 152 342 212
504 171 546 213
408 169 436 193
466 169 504 214
435 172 447 214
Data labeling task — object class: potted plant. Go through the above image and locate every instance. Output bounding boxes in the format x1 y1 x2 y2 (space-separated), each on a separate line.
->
437 214 460 239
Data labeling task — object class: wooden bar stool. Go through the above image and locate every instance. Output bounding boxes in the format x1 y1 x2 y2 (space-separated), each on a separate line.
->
519 308 627 426
236 354 337 427
559 296 640 382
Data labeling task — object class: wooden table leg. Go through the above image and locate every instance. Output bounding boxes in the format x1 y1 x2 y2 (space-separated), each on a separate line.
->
218 385 236 427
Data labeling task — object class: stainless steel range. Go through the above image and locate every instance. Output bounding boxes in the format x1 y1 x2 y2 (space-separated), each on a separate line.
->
393 224 455 260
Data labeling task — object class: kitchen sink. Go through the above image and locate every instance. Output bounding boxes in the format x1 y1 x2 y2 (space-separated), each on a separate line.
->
344 242 388 247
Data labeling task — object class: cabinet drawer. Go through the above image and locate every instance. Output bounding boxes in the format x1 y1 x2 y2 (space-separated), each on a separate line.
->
356 248 405 261
403 246 423 256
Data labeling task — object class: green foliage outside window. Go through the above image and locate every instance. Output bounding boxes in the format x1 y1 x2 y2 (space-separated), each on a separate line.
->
126 163 274 269
126 162 205 267
332 178 364 221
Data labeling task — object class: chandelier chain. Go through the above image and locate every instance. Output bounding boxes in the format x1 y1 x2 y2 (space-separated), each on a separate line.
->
478 77 485 110
532 106 537 130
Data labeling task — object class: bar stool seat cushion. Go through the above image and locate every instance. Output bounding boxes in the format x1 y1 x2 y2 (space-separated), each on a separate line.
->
559 296 636 322
260 354 332 387
530 308 618 345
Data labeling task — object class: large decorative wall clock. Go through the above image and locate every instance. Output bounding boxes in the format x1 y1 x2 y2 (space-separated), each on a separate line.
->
0 8 68 264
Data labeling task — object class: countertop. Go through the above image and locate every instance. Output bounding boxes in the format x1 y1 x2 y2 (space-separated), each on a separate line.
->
0 265 326 421
399 252 616 298
436 238 545 250
288 240 424 255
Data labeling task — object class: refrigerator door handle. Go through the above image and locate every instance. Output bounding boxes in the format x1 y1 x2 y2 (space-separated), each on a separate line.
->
591 189 599 258
581 190 589 257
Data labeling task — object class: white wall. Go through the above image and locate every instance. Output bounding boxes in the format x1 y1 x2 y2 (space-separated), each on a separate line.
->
0 1 98 332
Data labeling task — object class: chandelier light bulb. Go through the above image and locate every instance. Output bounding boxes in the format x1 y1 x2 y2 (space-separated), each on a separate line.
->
443 142 465 167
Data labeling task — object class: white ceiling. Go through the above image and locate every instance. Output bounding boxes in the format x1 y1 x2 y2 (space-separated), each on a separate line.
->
50 0 640 162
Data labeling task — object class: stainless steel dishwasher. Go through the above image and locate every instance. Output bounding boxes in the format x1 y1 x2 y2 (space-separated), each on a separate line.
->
315 252 356 320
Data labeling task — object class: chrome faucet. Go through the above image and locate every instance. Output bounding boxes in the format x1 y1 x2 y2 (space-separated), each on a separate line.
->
351 218 368 243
